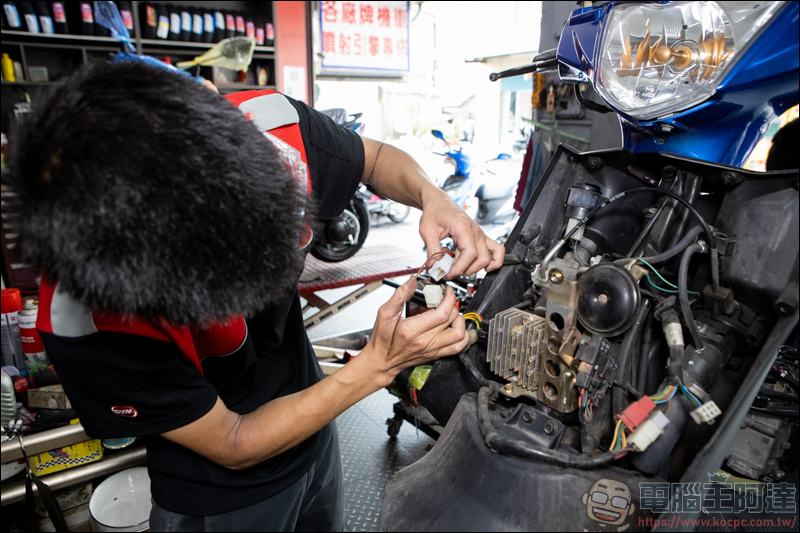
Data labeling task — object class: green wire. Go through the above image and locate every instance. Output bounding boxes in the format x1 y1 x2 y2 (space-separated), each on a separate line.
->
647 274 679 294
680 386 703 408
637 258 700 295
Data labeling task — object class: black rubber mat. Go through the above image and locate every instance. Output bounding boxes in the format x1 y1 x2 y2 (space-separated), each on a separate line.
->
337 390 435 532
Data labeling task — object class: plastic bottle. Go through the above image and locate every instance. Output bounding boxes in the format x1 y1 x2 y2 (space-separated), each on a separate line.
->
49 1 66 33
77 1 93 35
166 3 180 40
265 19 275 47
254 14 264 46
115 1 132 36
244 12 255 39
191 7 202 42
18 298 48 373
93 1 109 36
139 2 155 39
18 1 39 33
1 53 16 82
202 7 213 43
224 11 235 39
154 3 169 40
234 11 244 37
33 1 53 33
211 8 224 42
1 289 25 374
2 2 22 30
179 4 190 41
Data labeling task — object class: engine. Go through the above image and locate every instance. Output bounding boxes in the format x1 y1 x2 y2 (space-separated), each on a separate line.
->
385 146 799 532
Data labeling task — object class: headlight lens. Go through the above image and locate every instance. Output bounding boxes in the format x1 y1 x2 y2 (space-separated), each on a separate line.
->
596 1 785 120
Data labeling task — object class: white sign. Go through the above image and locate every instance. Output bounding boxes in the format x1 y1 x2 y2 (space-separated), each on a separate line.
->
319 1 410 72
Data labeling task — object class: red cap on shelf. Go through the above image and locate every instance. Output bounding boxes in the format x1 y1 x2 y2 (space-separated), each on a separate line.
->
1 288 23 313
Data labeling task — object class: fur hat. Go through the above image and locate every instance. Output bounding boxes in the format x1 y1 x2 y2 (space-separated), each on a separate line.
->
7 61 307 325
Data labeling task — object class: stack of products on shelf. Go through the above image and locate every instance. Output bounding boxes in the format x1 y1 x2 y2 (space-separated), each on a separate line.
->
1 2 275 46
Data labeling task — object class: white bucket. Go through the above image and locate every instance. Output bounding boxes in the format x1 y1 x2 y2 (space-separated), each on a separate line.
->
89 467 151 532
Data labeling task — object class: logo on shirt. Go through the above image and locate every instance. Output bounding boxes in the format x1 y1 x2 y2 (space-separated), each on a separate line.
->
110 406 139 418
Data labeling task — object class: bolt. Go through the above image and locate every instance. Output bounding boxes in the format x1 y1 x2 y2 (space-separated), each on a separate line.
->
773 469 786 480
688 360 695 366
549 270 564 284
544 421 557 435
504 383 513 392
659 123 674 133
597 294 609 305
657 135 667 144
522 411 533 423
568 156 576 163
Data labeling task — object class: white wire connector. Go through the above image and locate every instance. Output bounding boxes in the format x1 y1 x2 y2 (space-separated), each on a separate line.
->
423 285 445 308
628 411 670 452
690 401 722 425
428 254 454 282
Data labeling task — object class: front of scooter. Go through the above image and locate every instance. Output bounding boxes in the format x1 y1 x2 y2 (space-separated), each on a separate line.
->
557 0 798 166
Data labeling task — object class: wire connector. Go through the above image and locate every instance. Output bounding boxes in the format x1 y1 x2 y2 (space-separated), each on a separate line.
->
628 411 670 452
423 284 444 308
617 395 656 430
428 254 454 282
690 401 722 425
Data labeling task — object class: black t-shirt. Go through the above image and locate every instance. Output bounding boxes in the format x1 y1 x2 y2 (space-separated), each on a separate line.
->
41 93 365 515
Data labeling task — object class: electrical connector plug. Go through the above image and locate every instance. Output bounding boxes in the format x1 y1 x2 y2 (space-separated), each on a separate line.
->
690 401 721 425
628 411 670 452
617 395 656 430
423 285 444 308
428 254 454 282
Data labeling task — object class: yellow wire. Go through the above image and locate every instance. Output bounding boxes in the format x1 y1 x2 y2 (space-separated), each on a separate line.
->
611 420 622 451
621 425 627 449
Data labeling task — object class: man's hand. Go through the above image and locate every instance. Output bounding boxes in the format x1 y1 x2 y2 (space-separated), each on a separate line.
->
160 278 468 470
360 137 505 279
419 192 505 277
361 277 469 387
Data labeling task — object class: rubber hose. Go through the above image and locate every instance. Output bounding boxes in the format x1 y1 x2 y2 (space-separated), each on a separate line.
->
640 226 704 265
613 301 651 416
664 173 702 251
679 244 705 352
477 387 624 468
757 388 799 403
750 407 798 418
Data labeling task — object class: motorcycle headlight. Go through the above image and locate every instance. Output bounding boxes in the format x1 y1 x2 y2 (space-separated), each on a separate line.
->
596 1 786 121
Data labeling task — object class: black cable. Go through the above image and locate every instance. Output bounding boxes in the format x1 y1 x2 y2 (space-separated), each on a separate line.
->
458 351 492 388
626 197 669 258
639 226 704 265
750 406 799 419
679 244 706 352
476 386 629 468
576 84 613 114
757 388 799 403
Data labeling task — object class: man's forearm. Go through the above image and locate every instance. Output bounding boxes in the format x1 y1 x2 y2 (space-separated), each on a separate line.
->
361 138 447 211
227 350 387 469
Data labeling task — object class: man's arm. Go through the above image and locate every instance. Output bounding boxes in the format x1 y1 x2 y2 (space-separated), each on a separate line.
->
161 280 468 470
360 137 505 278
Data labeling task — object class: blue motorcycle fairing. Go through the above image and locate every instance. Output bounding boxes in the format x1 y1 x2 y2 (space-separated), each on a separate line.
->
558 1 799 167
449 151 473 176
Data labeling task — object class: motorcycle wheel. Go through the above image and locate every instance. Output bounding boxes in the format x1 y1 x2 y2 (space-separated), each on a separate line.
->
311 198 370 262
387 204 411 223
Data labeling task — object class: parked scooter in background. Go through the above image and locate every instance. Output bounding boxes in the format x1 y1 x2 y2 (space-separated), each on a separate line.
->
311 108 369 262
358 184 411 224
431 129 517 225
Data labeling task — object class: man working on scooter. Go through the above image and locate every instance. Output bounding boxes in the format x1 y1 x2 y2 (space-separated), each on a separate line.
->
7 60 503 531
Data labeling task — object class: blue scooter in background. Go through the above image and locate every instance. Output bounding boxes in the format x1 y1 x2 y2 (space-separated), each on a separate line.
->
430 129 516 226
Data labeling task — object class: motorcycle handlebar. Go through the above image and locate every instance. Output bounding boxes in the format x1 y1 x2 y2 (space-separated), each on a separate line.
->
489 49 558 82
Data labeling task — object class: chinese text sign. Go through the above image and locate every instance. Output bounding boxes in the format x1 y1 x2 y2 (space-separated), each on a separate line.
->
320 1 409 71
